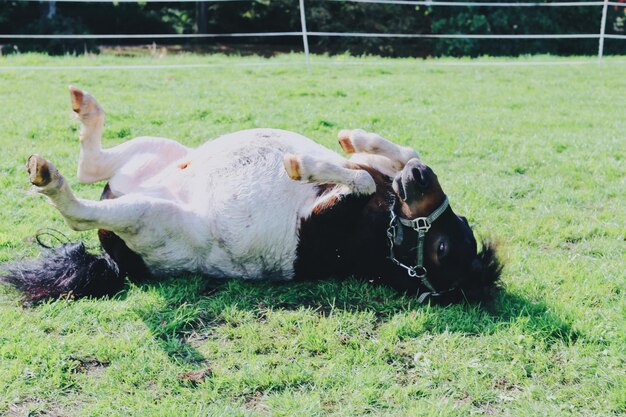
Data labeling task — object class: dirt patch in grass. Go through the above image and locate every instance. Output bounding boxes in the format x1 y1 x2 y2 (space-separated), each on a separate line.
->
177 364 213 386
6 399 80 417
243 391 271 413
70 356 110 378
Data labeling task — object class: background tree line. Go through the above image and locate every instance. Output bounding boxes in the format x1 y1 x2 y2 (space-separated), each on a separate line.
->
0 0 624 56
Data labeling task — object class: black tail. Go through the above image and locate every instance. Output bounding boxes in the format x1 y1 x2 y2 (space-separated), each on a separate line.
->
1 241 125 303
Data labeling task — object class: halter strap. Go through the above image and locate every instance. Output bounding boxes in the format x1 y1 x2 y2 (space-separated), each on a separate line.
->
398 197 449 231
386 196 451 302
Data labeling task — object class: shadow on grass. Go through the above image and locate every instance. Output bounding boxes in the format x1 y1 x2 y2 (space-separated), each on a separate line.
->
134 275 581 366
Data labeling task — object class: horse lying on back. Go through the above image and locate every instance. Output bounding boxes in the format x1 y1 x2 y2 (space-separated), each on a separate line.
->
2 87 501 304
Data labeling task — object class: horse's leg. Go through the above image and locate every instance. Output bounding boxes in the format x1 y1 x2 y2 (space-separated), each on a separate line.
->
283 153 376 195
70 85 107 183
337 129 420 176
28 155 198 238
70 86 190 185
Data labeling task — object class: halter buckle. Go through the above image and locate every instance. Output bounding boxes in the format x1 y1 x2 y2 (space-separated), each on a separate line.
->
414 217 431 232
400 216 431 233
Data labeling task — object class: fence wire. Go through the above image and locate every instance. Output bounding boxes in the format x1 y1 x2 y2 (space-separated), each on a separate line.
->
1 0 624 67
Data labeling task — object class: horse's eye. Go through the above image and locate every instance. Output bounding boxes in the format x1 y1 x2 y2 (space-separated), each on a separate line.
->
437 241 447 259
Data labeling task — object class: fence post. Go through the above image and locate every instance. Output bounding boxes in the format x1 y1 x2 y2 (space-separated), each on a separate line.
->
298 0 311 70
598 0 609 61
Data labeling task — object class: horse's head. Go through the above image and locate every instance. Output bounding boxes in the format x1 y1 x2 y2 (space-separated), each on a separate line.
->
284 139 501 303
385 158 502 303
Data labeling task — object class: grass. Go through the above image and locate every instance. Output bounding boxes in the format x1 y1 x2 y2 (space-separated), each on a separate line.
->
0 53 624 416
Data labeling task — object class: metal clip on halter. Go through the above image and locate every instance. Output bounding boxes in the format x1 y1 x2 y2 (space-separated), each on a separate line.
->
400 217 432 233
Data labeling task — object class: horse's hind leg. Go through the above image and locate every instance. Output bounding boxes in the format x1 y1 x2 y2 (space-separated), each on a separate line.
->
28 154 199 239
70 86 190 185
28 154 130 232
70 86 108 183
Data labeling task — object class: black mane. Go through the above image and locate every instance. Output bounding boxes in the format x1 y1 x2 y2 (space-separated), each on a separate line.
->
466 240 504 300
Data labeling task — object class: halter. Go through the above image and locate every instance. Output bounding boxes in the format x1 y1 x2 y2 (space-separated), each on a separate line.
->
386 196 452 303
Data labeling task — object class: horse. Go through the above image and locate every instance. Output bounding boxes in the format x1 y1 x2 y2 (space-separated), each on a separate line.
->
1 86 501 304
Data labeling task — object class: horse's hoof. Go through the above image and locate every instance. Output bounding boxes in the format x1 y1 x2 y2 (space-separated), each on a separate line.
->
27 154 55 187
283 154 302 180
338 129 381 155
337 129 356 154
69 85 84 113
69 85 103 119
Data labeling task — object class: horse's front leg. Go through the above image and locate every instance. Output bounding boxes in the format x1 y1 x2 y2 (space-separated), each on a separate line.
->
283 153 376 195
70 86 190 186
337 129 420 177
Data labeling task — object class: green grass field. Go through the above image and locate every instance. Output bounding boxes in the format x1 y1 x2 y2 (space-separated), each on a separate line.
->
0 54 624 417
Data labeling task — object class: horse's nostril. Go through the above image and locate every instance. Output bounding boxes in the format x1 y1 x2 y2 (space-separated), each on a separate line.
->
399 159 433 201
410 166 430 190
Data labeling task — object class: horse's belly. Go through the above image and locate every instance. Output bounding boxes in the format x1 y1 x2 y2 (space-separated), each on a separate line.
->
133 129 333 279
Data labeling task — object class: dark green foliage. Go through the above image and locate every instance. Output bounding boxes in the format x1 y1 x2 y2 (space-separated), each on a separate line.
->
303 1 434 56
11 14 98 55
0 1 625 56
430 5 622 56
0 1 184 55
